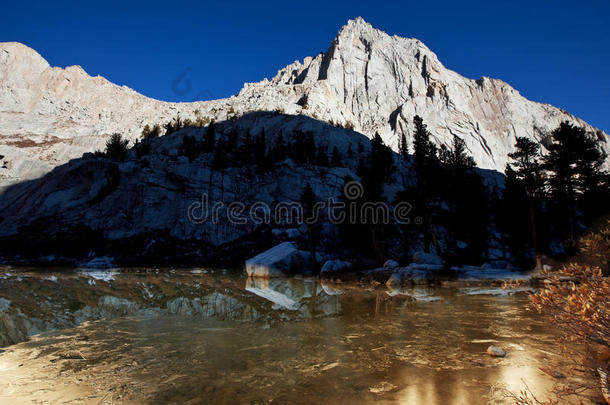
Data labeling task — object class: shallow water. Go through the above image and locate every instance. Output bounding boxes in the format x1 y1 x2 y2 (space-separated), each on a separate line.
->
0 268 567 404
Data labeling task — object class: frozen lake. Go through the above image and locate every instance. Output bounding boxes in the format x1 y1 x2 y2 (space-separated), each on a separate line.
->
0 268 565 404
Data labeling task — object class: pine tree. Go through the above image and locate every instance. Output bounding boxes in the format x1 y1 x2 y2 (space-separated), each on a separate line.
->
413 116 439 178
316 144 329 167
300 183 321 269
254 129 267 162
439 135 475 171
271 131 286 162
179 134 199 162
368 133 395 187
133 138 150 158
164 114 183 135
357 142 364 155
337 176 373 256
356 133 395 263
227 129 238 154
439 134 487 264
507 136 546 270
356 157 367 179
212 138 228 170
141 124 151 139
498 164 533 267
411 115 441 253
254 129 270 172
304 132 316 164
105 133 129 161
347 144 354 160
544 122 608 243
291 131 305 163
399 133 409 160
239 131 254 165
331 146 343 167
164 120 175 135
149 124 161 139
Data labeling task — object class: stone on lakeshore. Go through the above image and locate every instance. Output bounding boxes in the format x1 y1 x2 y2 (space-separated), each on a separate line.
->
487 345 506 357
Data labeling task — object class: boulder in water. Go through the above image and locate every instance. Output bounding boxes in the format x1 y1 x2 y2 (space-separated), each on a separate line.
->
245 242 313 278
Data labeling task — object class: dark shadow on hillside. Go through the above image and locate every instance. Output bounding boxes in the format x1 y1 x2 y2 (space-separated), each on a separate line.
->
0 111 506 267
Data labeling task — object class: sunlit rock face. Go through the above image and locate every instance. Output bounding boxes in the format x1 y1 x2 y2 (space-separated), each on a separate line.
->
260 18 609 170
1 18 608 190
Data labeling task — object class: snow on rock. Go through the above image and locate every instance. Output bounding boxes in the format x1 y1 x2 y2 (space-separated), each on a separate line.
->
320 259 352 274
245 242 313 278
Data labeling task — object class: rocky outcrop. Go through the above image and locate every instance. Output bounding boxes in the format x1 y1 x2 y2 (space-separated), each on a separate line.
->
0 298 39 347
1 18 608 192
321 259 353 274
245 242 315 278
0 113 377 251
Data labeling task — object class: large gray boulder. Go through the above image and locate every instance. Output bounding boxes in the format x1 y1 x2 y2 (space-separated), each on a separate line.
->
245 242 313 278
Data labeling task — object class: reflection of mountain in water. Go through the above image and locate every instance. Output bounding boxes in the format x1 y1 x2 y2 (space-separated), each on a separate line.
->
0 270 361 346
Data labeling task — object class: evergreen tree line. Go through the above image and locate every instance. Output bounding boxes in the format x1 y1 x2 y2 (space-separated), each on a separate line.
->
141 113 212 140
175 124 348 172
499 122 609 268
333 117 608 267
123 115 608 269
334 116 490 265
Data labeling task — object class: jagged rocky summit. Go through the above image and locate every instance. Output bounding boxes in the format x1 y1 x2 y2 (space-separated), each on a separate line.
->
1 17 608 191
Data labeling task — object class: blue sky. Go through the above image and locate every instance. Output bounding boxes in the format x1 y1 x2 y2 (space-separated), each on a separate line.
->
2 0 610 132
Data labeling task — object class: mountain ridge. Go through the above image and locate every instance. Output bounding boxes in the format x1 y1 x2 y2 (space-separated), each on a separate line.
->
0 18 608 190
